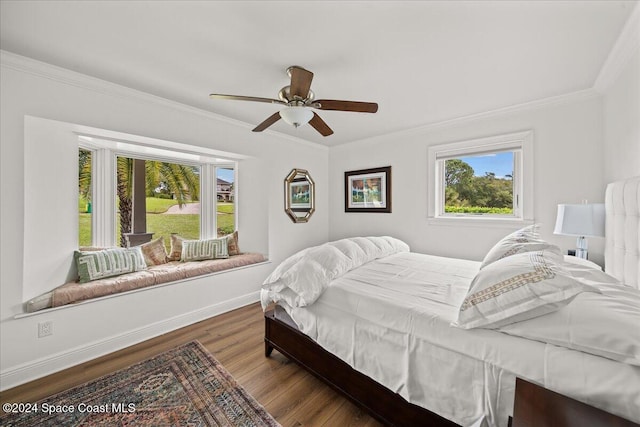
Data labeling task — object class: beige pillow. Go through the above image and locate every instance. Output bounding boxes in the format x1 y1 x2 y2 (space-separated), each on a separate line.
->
168 234 185 261
226 231 240 256
140 237 168 266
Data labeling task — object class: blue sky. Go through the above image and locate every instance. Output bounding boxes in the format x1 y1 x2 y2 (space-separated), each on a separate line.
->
217 167 234 182
459 152 513 178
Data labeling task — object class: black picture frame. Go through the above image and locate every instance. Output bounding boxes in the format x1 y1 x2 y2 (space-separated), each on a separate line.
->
344 166 392 213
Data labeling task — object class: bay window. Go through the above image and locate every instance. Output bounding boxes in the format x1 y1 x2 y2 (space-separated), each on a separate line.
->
78 137 237 249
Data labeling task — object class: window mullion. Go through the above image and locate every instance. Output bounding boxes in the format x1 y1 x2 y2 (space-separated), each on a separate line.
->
513 151 519 217
515 150 525 218
233 167 238 231
436 160 444 217
200 164 216 239
92 149 116 247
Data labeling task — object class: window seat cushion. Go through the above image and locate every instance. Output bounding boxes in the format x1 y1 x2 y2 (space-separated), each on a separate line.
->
25 253 267 313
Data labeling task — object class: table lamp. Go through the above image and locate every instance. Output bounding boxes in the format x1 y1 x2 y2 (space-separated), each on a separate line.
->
553 203 605 260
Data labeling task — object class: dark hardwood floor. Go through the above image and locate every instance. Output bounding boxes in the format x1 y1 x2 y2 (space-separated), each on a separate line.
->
0 302 382 426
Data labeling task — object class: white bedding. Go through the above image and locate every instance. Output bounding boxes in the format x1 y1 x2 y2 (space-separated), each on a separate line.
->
499 275 640 367
262 236 410 307
263 250 640 427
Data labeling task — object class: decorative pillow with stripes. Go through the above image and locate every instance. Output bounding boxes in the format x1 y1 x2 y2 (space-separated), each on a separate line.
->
453 249 597 329
75 247 147 283
480 224 560 269
181 237 229 261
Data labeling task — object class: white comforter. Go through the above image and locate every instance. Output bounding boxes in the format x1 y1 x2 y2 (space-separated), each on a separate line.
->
261 239 640 426
262 236 409 308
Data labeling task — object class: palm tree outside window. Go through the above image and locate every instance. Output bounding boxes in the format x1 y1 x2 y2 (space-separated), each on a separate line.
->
79 151 204 250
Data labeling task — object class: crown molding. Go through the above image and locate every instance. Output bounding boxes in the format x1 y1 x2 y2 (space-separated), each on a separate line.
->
335 88 599 149
0 50 327 152
594 2 639 93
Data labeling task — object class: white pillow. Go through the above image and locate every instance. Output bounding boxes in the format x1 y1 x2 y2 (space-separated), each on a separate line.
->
453 250 597 329
262 236 410 308
499 282 640 366
562 255 602 271
480 224 560 269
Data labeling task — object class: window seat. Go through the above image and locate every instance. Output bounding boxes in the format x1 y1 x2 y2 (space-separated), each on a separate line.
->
25 253 267 313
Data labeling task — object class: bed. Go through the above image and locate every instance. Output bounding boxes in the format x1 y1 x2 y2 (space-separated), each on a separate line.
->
261 176 640 427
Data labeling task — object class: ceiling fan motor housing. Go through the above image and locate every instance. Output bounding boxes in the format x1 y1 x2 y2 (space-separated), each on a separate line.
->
278 86 315 103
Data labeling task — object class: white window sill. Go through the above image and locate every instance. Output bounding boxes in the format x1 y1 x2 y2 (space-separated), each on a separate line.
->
427 216 534 229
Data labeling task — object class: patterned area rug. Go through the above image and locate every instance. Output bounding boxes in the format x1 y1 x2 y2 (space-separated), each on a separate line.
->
1 341 280 426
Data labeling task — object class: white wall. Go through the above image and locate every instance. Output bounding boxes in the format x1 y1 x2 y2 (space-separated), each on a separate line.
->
329 93 606 264
0 53 329 389
602 47 640 183
2 25 636 390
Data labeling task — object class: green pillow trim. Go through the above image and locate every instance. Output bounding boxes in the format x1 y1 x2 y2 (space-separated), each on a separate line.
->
181 237 229 261
75 247 147 283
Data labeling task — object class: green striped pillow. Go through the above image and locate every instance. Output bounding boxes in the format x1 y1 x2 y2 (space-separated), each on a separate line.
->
75 247 147 283
181 237 229 261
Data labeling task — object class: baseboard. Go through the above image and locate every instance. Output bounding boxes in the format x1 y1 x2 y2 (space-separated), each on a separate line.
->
0 290 261 391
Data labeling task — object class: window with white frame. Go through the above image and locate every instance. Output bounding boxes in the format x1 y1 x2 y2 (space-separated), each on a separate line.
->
78 136 237 250
427 130 533 223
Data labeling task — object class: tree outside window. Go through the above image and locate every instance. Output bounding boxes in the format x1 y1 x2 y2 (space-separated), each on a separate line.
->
79 150 235 251
444 153 514 215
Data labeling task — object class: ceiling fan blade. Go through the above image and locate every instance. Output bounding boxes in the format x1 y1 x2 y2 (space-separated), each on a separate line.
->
289 66 314 100
252 112 282 132
313 99 378 113
309 112 334 137
210 94 286 105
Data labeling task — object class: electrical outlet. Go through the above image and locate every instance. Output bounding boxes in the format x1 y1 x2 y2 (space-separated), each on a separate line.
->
38 321 53 338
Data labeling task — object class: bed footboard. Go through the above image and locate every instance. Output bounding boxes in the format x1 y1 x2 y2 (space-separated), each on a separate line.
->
510 377 639 427
264 306 459 427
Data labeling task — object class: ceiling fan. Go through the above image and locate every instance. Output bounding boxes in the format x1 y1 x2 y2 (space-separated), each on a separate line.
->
209 66 378 137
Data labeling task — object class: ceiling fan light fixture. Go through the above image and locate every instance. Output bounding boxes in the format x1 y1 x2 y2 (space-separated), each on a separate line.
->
210 66 377 136
279 106 313 128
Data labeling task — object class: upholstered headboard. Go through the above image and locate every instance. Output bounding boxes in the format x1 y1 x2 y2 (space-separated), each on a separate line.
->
604 176 640 289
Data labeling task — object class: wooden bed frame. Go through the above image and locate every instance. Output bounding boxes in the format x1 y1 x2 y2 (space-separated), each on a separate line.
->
510 378 638 427
264 305 458 427
265 306 639 427
264 176 640 427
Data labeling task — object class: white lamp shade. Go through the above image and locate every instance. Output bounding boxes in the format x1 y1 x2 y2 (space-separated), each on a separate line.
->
279 107 313 128
553 203 605 237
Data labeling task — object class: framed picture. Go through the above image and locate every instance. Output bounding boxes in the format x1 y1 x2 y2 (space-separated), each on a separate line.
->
284 168 315 223
289 179 311 209
344 166 391 213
